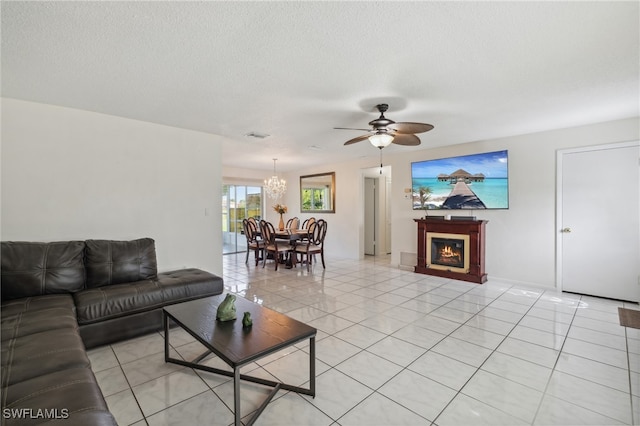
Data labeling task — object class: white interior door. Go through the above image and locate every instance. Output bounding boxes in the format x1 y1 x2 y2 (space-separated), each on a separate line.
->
385 176 392 254
558 142 640 301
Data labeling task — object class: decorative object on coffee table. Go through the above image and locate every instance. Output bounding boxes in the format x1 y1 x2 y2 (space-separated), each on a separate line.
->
242 311 253 328
216 294 237 321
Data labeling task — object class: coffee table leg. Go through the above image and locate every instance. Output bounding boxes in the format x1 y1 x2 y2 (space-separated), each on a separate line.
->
163 311 170 362
310 336 316 397
234 367 241 426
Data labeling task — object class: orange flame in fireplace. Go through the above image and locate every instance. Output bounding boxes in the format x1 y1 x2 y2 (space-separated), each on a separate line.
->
440 245 459 258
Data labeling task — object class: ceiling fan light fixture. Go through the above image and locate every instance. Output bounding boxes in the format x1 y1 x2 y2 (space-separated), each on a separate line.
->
369 132 394 148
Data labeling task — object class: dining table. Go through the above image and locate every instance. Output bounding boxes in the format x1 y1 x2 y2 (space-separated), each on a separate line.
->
274 228 308 268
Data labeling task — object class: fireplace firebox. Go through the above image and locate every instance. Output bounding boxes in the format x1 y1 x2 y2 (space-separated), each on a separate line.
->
431 237 465 268
414 218 487 283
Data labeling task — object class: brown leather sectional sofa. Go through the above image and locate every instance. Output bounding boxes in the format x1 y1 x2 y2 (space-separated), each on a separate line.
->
1 238 224 425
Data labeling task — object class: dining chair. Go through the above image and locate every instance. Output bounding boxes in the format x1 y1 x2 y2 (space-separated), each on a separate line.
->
247 216 258 230
286 216 299 230
294 219 327 272
243 219 264 266
259 220 294 271
302 217 315 230
299 217 315 242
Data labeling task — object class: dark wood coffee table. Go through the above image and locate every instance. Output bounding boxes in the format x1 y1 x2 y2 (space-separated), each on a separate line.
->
163 295 316 426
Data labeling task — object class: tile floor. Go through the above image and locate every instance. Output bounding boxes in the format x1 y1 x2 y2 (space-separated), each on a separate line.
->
88 254 640 425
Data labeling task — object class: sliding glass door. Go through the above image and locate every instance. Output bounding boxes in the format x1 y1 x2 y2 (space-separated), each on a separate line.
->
222 185 263 254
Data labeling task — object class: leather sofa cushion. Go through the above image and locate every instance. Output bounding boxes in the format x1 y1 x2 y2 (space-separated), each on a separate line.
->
75 268 223 324
1 241 85 301
0 294 116 425
3 368 116 426
1 328 90 388
0 294 75 320
85 238 158 288
1 295 78 342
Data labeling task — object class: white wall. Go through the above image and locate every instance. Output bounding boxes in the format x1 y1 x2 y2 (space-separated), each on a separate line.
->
389 117 639 288
274 159 374 259
1 98 223 275
12 98 632 287
280 117 638 288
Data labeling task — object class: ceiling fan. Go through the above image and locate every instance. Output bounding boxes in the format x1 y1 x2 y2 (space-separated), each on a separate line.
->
336 103 434 149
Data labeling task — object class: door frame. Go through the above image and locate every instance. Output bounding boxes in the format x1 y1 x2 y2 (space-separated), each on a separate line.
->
555 140 639 292
360 166 391 258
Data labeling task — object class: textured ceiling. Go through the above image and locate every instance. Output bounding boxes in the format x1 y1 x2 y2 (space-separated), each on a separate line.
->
2 1 638 172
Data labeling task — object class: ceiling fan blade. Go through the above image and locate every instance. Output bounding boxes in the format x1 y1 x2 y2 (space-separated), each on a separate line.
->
334 127 372 131
388 122 434 134
344 134 371 145
391 133 421 146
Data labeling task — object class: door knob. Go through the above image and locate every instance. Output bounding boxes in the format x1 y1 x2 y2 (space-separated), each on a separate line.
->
561 227 571 233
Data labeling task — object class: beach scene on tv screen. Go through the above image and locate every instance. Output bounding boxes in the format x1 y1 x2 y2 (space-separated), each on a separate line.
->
412 150 509 210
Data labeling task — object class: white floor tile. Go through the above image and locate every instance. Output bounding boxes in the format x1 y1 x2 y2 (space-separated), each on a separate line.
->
306 313 355 335
490 299 532 314
496 337 559 368
449 324 505 350
309 368 372 419
436 393 527 426
431 337 493 367
121 348 186 387
146 391 233 426
335 350 403 390
94 365 130 397
262 347 329 386
332 323 387 349
526 306 575 325
478 306 524 323
366 336 427 367
337 392 428 426
519 315 571 336
132 369 209 417
562 337 628 369
555 352 630 392
481 351 552 392
314 335 362 367
464 314 515 335
87 345 120 373
567 324 627 351
546 370 632 424
461 370 544 423
412 314 460 335
430 306 476 323
391 323 446 350
253 391 334 426
534 393 626 426
509 325 565 350
378 369 457 421
111 332 165 365
408 350 477 390
91 254 640 426
104 389 144 426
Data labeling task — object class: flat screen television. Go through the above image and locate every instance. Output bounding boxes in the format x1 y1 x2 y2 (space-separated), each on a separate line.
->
411 150 509 210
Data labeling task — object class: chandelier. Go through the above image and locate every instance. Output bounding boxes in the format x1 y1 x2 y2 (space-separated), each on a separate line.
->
264 158 286 200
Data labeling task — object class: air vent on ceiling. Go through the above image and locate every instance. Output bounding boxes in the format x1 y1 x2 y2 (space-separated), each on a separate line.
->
244 132 271 139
